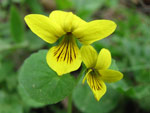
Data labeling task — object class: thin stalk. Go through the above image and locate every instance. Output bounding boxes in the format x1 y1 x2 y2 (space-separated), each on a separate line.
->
67 65 85 113
67 94 72 113
76 66 86 84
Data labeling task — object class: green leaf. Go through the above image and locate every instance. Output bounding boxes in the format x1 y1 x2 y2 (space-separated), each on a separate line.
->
18 85 45 108
73 80 120 113
19 50 76 104
10 5 24 43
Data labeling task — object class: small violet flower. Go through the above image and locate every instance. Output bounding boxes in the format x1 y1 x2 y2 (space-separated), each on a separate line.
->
81 45 123 101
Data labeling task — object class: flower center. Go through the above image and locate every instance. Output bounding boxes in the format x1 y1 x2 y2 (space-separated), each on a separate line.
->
90 68 100 76
88 69 102 90
53 33 78 64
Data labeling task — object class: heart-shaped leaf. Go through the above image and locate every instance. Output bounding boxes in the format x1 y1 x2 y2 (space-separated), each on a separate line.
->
19 50 76 104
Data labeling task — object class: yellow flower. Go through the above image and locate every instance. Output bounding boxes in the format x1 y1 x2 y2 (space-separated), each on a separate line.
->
81 45 123 101
24 10 117 76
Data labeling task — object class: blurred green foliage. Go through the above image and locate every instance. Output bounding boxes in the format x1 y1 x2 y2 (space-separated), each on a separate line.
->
0 0 150 113
10 5 25 43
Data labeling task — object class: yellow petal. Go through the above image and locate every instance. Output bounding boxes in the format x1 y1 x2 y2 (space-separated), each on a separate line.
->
86 72 106 101
49 10 86 33
80 45 98 68
24 14 65 44
95 48 111 70
73 20 117 44
98 69 123 83
46 36 82 75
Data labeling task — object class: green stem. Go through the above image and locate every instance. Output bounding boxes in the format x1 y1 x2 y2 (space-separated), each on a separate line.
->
76 66 86 84
67 65 86 113
67 93 72 113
